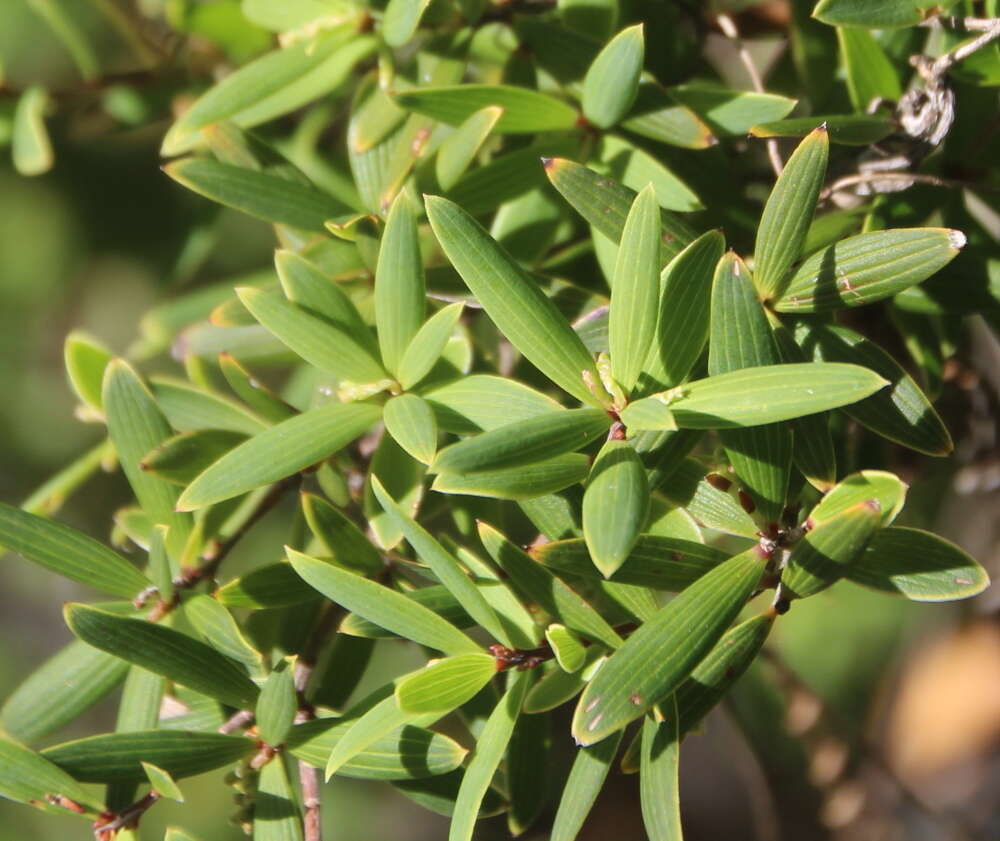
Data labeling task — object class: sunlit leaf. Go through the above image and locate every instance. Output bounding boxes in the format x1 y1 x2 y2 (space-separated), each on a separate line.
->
435 106 503 191
582 24 644 128
394 85 579 133
640 704 681 841
432 454 591 500
395 654 498 714
550 731 623 841
583 440 649 578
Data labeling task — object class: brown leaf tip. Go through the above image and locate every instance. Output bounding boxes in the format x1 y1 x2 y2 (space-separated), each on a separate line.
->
540 156 556 172
817 122 828 132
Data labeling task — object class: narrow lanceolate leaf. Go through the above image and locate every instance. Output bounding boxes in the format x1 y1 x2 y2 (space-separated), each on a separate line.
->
394 85 579 133
641 230 724 393
64 331 111 414
426 196 602 407
164 159 348 231
162 27 375 154
479 523 624 650
151 378 269 436
184 594 263 674
610 185 660 393
640 706 682 841
177 401 381 510
141 430 247 485
325 694 424 779
237 287 386 383
798 323 952 456
543 158 696 262
449 671 531 841
376 193 425 377
667 85 796 136
436 106 503 191
339 585 473 638
582 24 644 129
42 731 254 783
621 363 888 430
750 115 894 145
710 252 792 523
572 547 767 745
398 302 465 390
506 710 550 836
665 612 775 738
65 604 259 708
288 717 468 779
0 503 151 598
383 0 432 46
142 763 183 801
838 28 901 112
257 660 297 746
781 501 881 600
300 493 383 573
433 409 610 474
432 454 590 500
424 375 563 434
811 470 907 526
288 549 479 655
550 732 624 841
525 648 606 714
659 458 758 538
371 477 510 645
1 640 128 744
531 535 726 590
395 654 498 714
217 353 293 423
754 125 829 300
0 737 99 815
774 229 965 312
384 394 438 465
547 625 586 672
583 441 649 578
813 0 925 28
103 360 191 559
599 134 702 213
216 563 319 608
12 86 53 176
255 757 303 841
848 527 990 602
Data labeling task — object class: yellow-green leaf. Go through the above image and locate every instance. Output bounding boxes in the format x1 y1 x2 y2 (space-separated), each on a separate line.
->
395 654 498 714
582 24 644 129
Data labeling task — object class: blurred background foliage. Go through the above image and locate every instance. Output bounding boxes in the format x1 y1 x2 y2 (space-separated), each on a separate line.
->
0 1 998 840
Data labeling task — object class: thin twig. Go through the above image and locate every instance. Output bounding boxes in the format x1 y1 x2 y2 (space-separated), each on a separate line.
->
299 761 323 841
218 708 255 735
933 19 1000 73
921 15 1000 33
93 792 160 838
819 171 990 202
717 13 784 176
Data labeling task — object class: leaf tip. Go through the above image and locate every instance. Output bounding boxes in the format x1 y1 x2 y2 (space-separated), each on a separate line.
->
947 229 966 251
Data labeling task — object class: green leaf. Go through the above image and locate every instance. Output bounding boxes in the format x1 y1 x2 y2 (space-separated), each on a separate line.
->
219 352 295 423
339 584 473 638
164 158 348 231
64 331 112 415
65 604 259 708
797 322 953 456
525 648 606 714
435 106 503 191
150 378 269 436
546 624 586 672
837 28 902 112
391 771 506 818
383 0 432 46
256 659 298 746
583 441 649 578
750 115 894 145
104 360 192 559
1 640 128 745
479 522 623 650
241 0 344 31
531 534 727 590
811 469 907 525
375 193 425 377
582 24 644 129
42 731 254 784
423 375 563 434
324 694 427 779
848 527 990 602
116 665 164 733
425 196 603 407
162 27 376 155
621 82 717 150
255 757 303 841
432 454 591 500
621 363 888 430
599 134 702 213
142 762 184 801
659 458 758 538
372 477 511 644
550 731 623 841
449 671 531 841
0 503 151 598
12 85 53 176
288 549 478 654
0 737 99 815
238 286 386 383
610 185 660 392
754 125 830 300
813 0 925 28
184 594 263 675
216 562 322 608
543 158 696 263
433 409 610 474
640 706 682 841
395 654 498 714
572 547 767 745
398 302 465 390
364 432 425 550
383 394 438 465
177 400 381 510
394 85 579 133
781 500 882 600
300 493 384 574
141 429 247 485
640 230 724 392
667 84 796 136
774 228 966 312
505 709 550 836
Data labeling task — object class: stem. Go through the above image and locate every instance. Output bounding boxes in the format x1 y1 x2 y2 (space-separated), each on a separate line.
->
819 171 990 202
218 708 256 735
93 791 160 837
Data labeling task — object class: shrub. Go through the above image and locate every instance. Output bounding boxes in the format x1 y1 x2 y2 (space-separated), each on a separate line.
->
1 1 997 840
